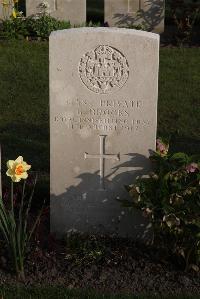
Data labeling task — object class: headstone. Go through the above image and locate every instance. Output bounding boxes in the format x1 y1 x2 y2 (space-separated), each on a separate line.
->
0 0 13 20
104 0 165 33
26 0 86 25
50 27 159 238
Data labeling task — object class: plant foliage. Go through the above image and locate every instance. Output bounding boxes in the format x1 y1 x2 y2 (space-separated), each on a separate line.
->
0 15 71 40
166 0 200 45
124 139 200 271
0 157 44 279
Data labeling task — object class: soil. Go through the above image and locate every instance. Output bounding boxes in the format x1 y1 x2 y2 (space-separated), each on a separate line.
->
0 234 199 296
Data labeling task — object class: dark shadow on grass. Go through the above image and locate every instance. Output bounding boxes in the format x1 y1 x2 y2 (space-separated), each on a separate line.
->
169 135 200 155
0 122 50 204
0 122 49 171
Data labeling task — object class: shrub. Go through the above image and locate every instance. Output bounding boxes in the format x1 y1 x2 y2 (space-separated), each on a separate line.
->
124 139 200 271
166 0 200 45
0 15 71 40
25 15 71 39
1 17 28 39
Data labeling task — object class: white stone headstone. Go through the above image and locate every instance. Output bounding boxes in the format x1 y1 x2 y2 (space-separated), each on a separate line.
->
50 28 159 238
26 0 86 25
0 1 13 20
105 0 165 33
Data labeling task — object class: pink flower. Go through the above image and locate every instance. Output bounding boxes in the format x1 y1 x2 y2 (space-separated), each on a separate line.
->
186 163 198 173
156 139 169 156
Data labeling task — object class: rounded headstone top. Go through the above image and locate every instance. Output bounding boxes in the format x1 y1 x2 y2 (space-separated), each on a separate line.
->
50 27 160 41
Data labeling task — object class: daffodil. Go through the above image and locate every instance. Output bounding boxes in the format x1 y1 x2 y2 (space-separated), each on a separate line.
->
2 156 41 280
6 156 31 182
12 7 16 18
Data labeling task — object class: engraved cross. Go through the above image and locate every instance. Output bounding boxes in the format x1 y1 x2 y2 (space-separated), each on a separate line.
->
84 135 120 191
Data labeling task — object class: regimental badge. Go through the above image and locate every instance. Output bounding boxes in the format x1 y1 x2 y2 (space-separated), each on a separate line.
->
78 45 129 94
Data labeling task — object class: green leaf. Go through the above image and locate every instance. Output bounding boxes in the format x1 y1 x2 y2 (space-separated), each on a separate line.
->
163 172 170 181
170 152 189 163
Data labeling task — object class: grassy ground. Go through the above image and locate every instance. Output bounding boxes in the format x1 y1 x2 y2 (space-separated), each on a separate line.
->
0 287 200 299
158 47 200 153
0 41 49 173
0 41 199 195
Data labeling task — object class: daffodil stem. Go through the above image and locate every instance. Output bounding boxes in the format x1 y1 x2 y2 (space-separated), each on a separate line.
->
11 181 14 214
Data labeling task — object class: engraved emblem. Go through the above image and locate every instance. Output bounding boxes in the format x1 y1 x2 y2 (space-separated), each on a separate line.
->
79 45 129 94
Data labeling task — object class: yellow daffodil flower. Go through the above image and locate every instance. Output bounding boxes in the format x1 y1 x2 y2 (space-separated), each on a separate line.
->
12 8 16 18
6 156 31 182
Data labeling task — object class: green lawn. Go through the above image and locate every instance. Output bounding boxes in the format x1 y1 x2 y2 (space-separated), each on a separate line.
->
0 41 49 173
0 41 199 193
158 47 200 154
0 287 200 299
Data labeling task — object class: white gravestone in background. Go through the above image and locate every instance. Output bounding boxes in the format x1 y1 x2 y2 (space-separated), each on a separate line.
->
26 0 86 25
0 1 13 20
50 28 159 237
128 0 140 13
105 0 165 33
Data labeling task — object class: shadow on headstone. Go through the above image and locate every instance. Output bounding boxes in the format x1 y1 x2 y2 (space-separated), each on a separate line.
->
51 152 152 240
113 0 165 31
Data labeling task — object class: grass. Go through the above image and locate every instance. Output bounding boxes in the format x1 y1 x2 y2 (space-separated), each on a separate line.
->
0 41 49 173
0 41 199 199
158 47 200 154
0 286 200 299
0 40 49 201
